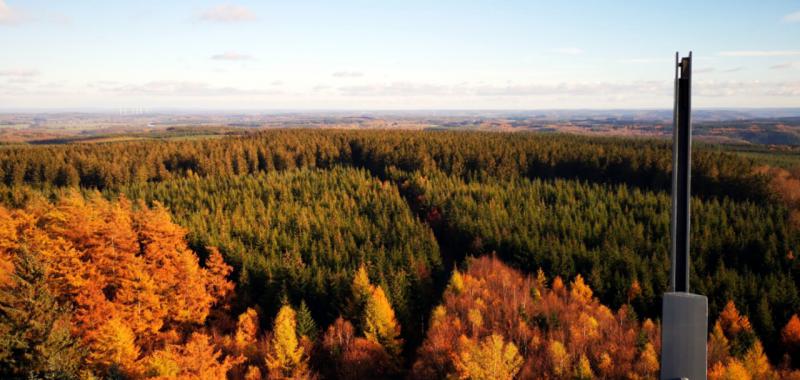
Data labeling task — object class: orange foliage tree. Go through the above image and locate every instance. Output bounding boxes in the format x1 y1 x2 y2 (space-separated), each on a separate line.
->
707 300 781 380
411 256 660 379
0 192 235 378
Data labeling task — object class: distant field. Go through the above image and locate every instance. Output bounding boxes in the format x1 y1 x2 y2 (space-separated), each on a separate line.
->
0 126 250 145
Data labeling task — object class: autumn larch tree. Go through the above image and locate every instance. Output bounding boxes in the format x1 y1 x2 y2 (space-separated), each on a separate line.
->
266 304 310 379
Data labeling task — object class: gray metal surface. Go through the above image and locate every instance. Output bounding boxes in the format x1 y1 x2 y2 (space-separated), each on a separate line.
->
660 292 708 380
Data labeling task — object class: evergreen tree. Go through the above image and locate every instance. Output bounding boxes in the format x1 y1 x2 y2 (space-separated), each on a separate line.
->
0 249 85 379
296 300 318 342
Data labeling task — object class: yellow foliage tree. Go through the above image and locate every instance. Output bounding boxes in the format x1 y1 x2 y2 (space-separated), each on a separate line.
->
454 334 523 380
449 268 464 294
637 342 659 377
742 341 774 380
708 322 730 366
363 285 403 359
574 354 593 380
266 305 308 379
467 308 483 336
548 340 569 376
348 264 372 323
146 333 240 380
708 359 752 380
89 318 141 375
352 264 372 305
570 274 593 304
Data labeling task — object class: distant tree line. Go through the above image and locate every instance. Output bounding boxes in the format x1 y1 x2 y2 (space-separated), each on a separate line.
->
0 130 773 202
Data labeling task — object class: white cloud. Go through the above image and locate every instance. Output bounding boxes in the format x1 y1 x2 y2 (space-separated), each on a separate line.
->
334 80 800 101
721 67 744 73
199 4 256 22
337 81 672 98
332 71 364 78
694 80 800 97
554 47 583 55
771 62 794 70
0 0 21 25
618 58 662 64
0 69 39 77
339 82 453 96
0 1 69 26
718 50 800 57
782 11 800 23
211 52 253 61
102 81 271 96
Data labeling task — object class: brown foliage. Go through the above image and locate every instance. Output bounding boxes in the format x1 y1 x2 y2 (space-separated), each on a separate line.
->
321 317 393 380
411 256 659 379
756 165 800 229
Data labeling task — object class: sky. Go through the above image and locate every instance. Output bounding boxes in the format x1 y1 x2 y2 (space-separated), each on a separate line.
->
0 0 799 110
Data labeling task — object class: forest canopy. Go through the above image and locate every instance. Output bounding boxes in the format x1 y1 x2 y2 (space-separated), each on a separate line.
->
0 129 798 379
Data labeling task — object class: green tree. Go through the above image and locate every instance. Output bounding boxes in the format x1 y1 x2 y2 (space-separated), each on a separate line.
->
0 249 85 379
296 300 318 342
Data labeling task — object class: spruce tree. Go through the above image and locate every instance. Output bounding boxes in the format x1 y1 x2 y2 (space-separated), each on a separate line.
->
296 300 318 342
0 249 85 379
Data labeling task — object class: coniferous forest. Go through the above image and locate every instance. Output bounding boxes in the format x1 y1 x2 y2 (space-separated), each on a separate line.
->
2 129 800 379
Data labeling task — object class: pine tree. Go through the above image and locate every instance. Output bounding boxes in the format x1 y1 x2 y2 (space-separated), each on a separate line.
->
0 249 85 379
296 300 318 342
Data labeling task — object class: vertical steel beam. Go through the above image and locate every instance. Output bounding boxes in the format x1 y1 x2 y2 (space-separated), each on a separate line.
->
671 52 692 293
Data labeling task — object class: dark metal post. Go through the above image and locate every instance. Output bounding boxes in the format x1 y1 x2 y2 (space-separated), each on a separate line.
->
660 52 708 380
672 52 692 293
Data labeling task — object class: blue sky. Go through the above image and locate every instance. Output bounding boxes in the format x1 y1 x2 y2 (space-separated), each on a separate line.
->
0 0 798 110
